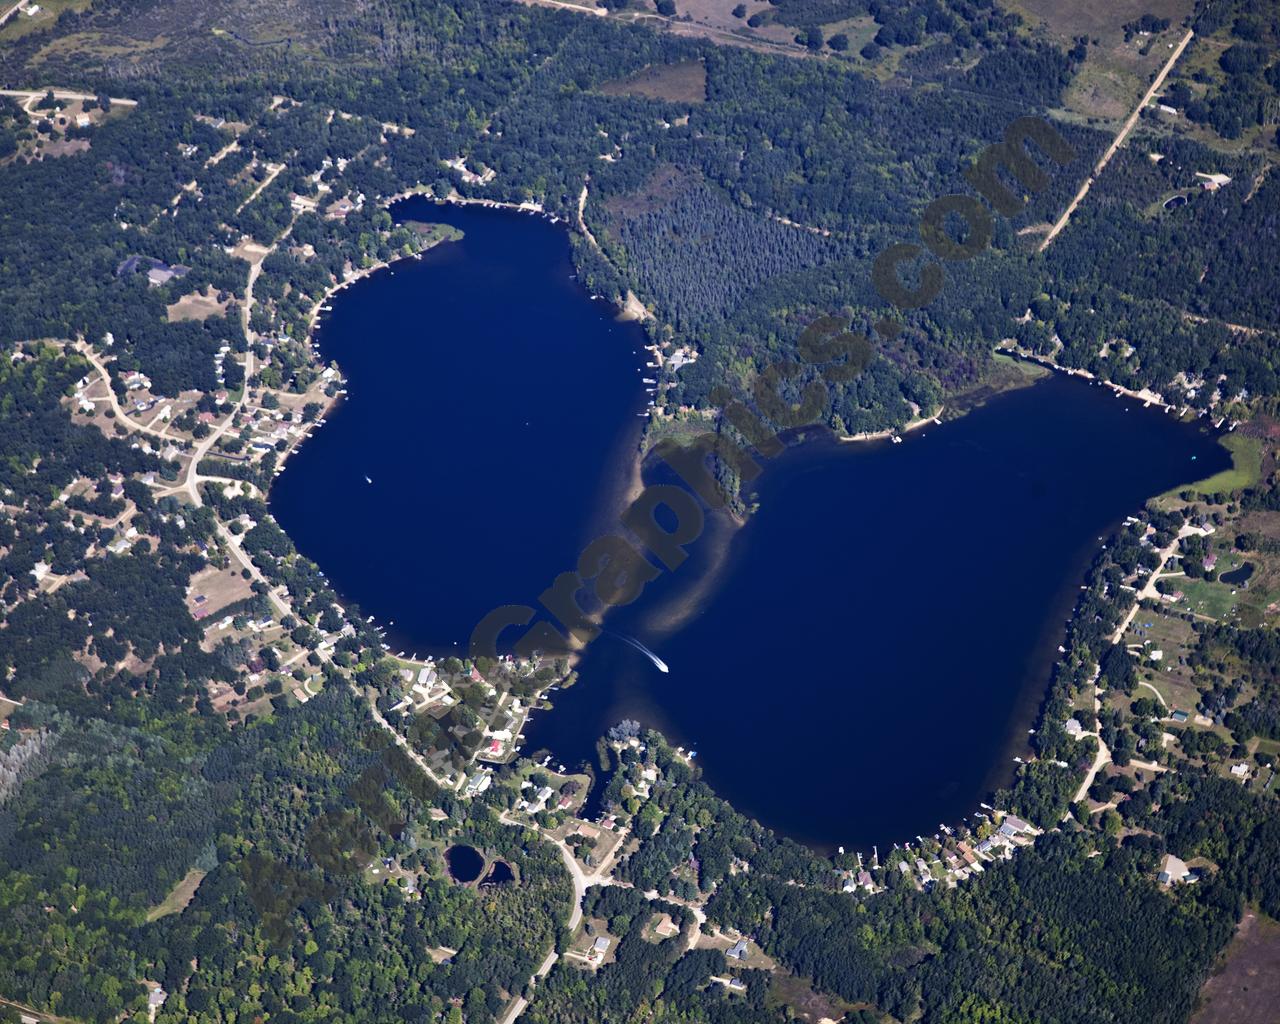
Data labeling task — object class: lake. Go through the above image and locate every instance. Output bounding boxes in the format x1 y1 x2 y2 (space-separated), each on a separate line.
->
525 374 1227 849
273 200 1229 851
270 198 650 650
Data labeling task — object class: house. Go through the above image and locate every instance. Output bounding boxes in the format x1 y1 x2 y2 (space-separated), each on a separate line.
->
1170 709 1189 723
1230 763 1250 780
857 870 874 889
592 936 610 956
117 255 184 284
1195 172 1232 191
326 196 356 220
1003 815 1032 834
463 772 492 798
1064 718 1084 738
1158 853 1190 885
726 939 749 961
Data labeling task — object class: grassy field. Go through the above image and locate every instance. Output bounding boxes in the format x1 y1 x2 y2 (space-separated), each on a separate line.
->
1166 520 1280 627
167 287 230 323
1009 0 1190 41
598 59 707 103
1007 0 1192 125
1190 909 1280 1024
949 352 1050 417
146 867 207 922
766 972 867 1024
1173 575 1249 622
1124 608 1202 710
1171 433 1264 498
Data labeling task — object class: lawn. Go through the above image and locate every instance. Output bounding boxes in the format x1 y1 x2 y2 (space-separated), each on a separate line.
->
1174 575 1249 622
0 0 91 42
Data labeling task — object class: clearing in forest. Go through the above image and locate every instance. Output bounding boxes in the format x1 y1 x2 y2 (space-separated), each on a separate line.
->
599 58 707 103
1190 909 1280 1024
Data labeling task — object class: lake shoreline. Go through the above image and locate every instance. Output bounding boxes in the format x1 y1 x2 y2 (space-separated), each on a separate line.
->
270 196 1230 853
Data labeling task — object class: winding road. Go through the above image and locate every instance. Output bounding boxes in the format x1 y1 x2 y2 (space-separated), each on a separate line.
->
496 811 632 1023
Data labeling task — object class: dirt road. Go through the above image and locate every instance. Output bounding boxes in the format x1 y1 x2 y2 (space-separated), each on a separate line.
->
1040 29 1194 252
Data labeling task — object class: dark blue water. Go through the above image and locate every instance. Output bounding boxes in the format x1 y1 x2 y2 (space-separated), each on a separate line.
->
525 376 1226 849
271 199 649 649
273 201 1229 849
445 844 485 883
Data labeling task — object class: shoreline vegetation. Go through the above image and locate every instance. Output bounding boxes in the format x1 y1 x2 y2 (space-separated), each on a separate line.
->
838 405 943 443
272 186 1239 855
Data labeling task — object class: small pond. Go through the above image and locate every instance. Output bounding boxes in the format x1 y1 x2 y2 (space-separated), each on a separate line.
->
482 860 516 886
1220 562 1255 586
445 844 485 884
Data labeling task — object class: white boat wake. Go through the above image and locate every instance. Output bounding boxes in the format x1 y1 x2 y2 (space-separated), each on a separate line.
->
615 633 669 673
